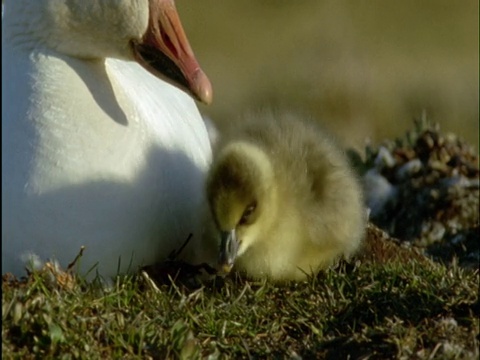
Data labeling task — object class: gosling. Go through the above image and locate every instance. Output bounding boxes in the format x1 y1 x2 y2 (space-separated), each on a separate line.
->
194 110 366 281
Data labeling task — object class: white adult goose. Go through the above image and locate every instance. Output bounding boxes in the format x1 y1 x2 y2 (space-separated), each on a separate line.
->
2 0 213 278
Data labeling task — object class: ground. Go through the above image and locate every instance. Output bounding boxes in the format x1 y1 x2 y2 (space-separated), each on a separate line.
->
2 120 478 359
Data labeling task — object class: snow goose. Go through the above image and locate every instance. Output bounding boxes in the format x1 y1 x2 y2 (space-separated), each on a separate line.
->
2 0 212 278
193 111 366 281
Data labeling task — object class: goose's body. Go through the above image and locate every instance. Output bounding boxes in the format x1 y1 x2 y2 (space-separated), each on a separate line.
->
2 0 212 278
194 111 366 281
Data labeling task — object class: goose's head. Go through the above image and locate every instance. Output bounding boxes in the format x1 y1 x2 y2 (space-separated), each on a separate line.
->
5 0 211 104
207 142 278 273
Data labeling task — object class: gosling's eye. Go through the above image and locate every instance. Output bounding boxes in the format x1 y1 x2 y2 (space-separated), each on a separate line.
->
239 202 257 226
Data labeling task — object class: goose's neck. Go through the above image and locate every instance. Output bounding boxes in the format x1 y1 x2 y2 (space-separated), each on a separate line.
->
3 1 48 51
2 0 146 60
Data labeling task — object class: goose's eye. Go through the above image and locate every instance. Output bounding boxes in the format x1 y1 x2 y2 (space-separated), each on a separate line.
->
239 202 257 226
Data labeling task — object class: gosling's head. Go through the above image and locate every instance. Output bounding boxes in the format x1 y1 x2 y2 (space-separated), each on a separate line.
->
206 141 278 273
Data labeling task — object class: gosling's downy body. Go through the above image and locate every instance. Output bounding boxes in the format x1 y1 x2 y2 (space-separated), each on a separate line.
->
196 111 366 281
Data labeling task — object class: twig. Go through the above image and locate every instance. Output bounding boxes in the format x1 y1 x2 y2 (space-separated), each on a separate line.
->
168 234 193 260
67 246 85 273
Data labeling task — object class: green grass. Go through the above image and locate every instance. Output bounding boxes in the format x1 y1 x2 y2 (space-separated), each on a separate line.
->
3 256 478 359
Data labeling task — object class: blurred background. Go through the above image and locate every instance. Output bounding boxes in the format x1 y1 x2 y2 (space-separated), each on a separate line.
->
177 0 478 151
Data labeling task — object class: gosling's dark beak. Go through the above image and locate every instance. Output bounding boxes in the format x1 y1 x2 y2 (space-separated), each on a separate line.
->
218 229 239 274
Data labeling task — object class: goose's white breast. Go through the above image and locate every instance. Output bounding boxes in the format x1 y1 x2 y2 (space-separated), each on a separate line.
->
2 41 212 277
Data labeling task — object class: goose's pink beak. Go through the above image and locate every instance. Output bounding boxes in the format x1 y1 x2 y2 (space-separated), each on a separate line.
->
132 0 212 105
